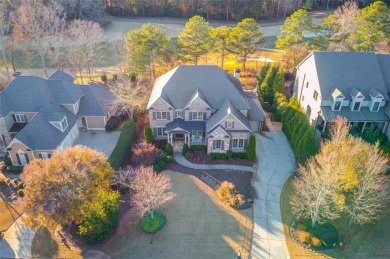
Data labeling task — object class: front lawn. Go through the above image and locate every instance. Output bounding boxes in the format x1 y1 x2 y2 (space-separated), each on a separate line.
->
281 176 390 258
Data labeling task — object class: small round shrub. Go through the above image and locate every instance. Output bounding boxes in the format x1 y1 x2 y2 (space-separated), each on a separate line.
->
298 231 311 244
17 181 24 189
164 155 173 163
165 143 173 156
6 178 11 184
316 223 339 247
112 74 118 81
13 179 18 185
311 237 322 247
101 74 107 82
158 160 166 168
153 164 160 172
141 211 166 233
182 143 189 155
17 189 24 197
217 181 244 207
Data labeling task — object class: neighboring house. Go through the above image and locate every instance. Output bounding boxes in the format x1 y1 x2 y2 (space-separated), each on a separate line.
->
294 52 390 136
0 70 117 165
147 65 265 154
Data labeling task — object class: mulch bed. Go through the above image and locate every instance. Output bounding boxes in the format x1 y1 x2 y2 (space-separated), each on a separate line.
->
187 150 254 166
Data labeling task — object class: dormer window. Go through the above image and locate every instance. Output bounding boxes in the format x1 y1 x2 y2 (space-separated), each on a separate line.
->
371 101 380 112
331 88 344 111
334 100 342 111
14 114 26 123
352 100 361 111
60 117 68 132
350 88 364 112
369 88 383 112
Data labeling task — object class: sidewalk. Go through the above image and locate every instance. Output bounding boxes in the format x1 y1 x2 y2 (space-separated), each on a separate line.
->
0 216 35 258
250 119 295 259
173 154 257 173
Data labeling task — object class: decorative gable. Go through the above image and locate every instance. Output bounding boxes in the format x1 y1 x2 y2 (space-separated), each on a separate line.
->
208 125 231 139
148 96 173 110
184 89 212 110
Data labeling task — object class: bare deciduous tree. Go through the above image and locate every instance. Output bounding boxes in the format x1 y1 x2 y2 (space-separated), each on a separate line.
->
13 0 65 77
109 77 152 117
63 19 104 82
117 166 176 219
0 0 13 81
109 33 126 74
346 147 388 225
55 0 104 21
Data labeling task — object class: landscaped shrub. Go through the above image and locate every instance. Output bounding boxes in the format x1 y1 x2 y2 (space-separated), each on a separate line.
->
246 135 256 161
79 191 121 245
217 181 244 207
101 74 107 82
105 116 121 131
232 153 247 159
17 181 24 189
190 145 207 151
182 143 190 155
141 211 166 233
144 124 154 144
226 150 233 158
315 223 339 247
6 165 24 173
17 189 24 197
0 161 5 171
185 151 193 159
298 230 311 243
311 237 322 247
158 160 166 168
13 179 18 185
165 143 173 155
109 120 136 170
210 153 228 160
6 178 11 184
132 140 160 166
164 155 173 163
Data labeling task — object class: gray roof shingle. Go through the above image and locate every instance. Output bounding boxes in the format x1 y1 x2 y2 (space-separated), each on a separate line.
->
147 65 250 110
311 52 389 101
244 91 266 121
48 70 75 82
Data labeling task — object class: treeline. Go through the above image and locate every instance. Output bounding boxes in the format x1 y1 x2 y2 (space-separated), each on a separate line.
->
105 0 342 20
275 93 317 163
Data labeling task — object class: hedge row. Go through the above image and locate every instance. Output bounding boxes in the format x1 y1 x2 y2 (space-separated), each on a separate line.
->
108 120 136 170
275 93 317 163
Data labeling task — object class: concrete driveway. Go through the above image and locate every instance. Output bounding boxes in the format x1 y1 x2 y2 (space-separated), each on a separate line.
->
73 131 121 158
102 171 253 259
0 217 35 258
251 120 295 259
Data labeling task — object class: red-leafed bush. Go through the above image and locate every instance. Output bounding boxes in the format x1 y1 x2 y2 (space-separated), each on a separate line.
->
132 140 159 166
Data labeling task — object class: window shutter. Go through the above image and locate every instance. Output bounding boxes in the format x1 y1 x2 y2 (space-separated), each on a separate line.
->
167 112 170 120
244 139 249 149
203 112 206 120
48 154 52 158
229 139 232 150
221 140 224 150
189 112 192 121
213 140 215 149
153 112 156 120
232 122 235 129
39 154 42 159
16 153 21 165
225 121 227 128
153 128 157 137
25 154 29 163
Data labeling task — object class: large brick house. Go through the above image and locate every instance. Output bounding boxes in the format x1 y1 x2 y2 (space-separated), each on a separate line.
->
0 71 117 165
147 65 265 153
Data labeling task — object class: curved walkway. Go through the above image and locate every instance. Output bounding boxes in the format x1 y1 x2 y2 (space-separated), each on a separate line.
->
173 154 257 172
250 120 295 259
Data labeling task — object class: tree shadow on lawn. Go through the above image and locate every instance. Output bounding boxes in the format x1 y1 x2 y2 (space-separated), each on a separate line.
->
97 171 253 259
31 226 59 259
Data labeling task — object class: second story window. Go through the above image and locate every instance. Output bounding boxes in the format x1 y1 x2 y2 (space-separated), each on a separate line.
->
334 100 342 111
313 90 318 101
371 101 381 112
192 111 203 120
352 101 361 111
156 111 167 120
226 120 233 128
60 117 68 132
175 110 183 118
14 114 26 123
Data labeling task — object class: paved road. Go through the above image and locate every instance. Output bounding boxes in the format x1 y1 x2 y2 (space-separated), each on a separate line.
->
250 119 296 259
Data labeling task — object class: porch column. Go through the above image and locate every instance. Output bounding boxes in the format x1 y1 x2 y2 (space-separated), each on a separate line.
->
322 121 327 133
168 133 171 144
361 122 367 134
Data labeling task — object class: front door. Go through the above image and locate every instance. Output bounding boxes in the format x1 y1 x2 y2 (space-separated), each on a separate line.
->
175 133 184 141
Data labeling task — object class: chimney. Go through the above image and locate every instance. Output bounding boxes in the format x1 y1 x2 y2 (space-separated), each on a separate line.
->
234 68 240 79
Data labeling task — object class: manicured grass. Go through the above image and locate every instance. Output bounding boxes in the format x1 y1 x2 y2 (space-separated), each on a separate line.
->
281 176 390 258
108 119 136 170
141 211 166 233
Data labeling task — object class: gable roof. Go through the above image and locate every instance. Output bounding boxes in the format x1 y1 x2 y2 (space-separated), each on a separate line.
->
184 89 212 109
308 52 389 101
1 71 115 150
244 91 266 121
206 99 251 133
147 65 250 110
377 54 390 92
48 70 75 82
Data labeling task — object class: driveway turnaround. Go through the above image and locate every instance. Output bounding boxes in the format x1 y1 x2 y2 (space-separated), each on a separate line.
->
251 121 295 259
174 154 257 172
73 131 121 157
0 217 35 258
